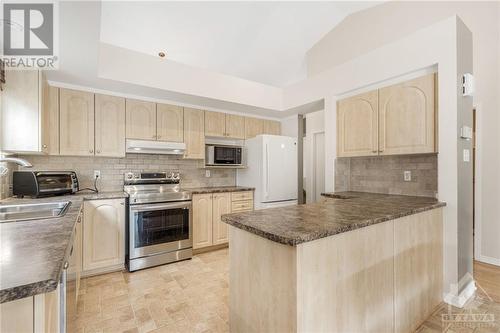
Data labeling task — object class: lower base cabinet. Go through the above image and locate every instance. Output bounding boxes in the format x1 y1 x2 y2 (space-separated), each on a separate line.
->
83 198 125 273
193 191 253 249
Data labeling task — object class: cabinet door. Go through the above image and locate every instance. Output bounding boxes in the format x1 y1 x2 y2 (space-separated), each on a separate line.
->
41 82 59 155
245 117 264 139
183 108 205 159
225 114 245 139
193 194 213 249
264 120 281 135
1 70 41 152
125 99 156 140
212 193 231 245
83 199 125 271
204 111 226 137
157 103 184 142
379 74 436 155
0 297 34 333
337 91 378 157
60 88 95 156
95 94 125 157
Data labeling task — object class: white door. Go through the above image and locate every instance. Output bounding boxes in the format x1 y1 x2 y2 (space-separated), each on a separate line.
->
313 132 325 202
262 136 298 203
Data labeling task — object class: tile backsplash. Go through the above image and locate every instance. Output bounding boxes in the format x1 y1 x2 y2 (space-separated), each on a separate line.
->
14 154 236 193
0 161 14 199
335 154 438 197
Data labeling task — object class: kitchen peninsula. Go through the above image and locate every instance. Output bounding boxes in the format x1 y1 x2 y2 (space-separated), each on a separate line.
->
222 192 446 333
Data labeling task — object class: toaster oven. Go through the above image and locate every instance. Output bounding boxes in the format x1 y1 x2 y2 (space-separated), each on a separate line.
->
13 171 79 198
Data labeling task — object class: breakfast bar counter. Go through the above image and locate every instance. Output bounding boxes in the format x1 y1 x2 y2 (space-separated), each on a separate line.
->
221 192 446 333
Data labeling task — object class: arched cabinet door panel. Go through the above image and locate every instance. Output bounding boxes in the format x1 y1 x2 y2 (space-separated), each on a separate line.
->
379 74 436 155
212 193 231 245
83 199 125 271
193 194 213 249
337 90 379 157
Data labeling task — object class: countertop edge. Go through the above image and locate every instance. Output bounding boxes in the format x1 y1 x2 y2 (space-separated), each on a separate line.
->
222 202 446 247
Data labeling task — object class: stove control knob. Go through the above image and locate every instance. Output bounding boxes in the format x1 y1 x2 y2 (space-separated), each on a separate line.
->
125 173 134 180
167 172 173 179
173 172 180 179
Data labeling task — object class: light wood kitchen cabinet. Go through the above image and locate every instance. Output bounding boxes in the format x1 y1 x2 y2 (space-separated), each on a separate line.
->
1 70 44 153
245 117 264 139
157 103 184 142
193 191 253 249
264 120 281 135
183 107 205 159
336 74 436 158
205 111 226 137
68 210 83 300
212 193 231 245
125 99 156 140
59 88 95 156
95 94 126 157
193 193 213 249
337 90 379 157
0 297 34 332
41 81 59 155
378 73 436 155
83 199 125 272
225 114 245 139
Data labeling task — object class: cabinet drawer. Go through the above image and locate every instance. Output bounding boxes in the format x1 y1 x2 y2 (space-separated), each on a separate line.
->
231 191 253 202
231 200 254 212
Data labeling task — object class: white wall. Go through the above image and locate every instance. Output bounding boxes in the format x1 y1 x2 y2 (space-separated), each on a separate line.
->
304 111 325 203
304 1 500 266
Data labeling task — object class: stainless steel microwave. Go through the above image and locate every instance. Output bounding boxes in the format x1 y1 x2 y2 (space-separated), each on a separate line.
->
205 145 243 166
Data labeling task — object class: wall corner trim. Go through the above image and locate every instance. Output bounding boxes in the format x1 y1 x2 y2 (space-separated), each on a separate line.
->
443 280 476 308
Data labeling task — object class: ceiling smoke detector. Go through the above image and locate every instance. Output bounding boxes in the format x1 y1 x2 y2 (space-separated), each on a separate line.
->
158 51 166 58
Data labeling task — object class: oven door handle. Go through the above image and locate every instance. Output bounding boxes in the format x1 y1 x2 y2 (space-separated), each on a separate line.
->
130 202 191 212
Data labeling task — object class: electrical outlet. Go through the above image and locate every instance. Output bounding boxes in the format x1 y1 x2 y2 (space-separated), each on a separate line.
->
94 170 101 179
463 149 470 162
205 170 211 178
404 171 412 182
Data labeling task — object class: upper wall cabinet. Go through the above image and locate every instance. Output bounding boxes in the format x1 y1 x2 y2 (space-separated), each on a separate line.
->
157 103 184 142
95 94 126 157
225 114 246 139
337 73 436 158
337 90 379 157
205 111 226 137
60 89 95 156
378 74 436 155
264 120 281 136
184 108 205 159
125 99 156 140
245 117 264 139
1 70 44 153
205 111 246 139
41 80 60 155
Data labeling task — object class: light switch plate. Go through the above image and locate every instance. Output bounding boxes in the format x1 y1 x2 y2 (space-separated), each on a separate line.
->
94 170 101 179
460 126 473 140
404 171 412 182
463 149 470 162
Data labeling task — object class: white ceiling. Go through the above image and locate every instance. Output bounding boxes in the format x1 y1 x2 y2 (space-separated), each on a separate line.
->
100 1 379 87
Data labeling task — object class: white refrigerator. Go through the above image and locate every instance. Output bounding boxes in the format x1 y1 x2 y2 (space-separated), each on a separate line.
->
237 135 298 210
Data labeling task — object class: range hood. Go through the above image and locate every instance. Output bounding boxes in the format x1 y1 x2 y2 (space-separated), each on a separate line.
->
126 139 186 155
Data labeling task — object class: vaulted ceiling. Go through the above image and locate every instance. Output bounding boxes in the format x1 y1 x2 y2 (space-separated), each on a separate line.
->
99 1 379 87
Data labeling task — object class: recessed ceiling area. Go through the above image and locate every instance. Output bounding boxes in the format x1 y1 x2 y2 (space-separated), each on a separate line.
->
100 1 379 87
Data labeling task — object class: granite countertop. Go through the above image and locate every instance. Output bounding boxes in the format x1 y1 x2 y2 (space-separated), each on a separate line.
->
186 186 254 194
0 191 127 304
221 191 446 246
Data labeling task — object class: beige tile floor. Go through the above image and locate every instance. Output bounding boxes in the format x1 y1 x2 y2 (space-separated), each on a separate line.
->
72 248 500 333
70 248 229 333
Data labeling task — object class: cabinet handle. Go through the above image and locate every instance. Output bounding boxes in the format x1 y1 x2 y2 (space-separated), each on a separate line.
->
372 150 377 153
89 149 93 153
97 150 101 154
42 144 48 149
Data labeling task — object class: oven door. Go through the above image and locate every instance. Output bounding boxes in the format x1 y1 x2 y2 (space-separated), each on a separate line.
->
129 201 192 259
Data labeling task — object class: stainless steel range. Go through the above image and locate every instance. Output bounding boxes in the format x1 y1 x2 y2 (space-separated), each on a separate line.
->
124 171 192 272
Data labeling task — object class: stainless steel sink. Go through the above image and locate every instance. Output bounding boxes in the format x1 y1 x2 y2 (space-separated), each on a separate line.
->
0 201 72 223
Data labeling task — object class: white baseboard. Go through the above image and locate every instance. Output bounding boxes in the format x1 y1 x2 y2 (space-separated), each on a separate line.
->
443 279 476 308
476 255 500 267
